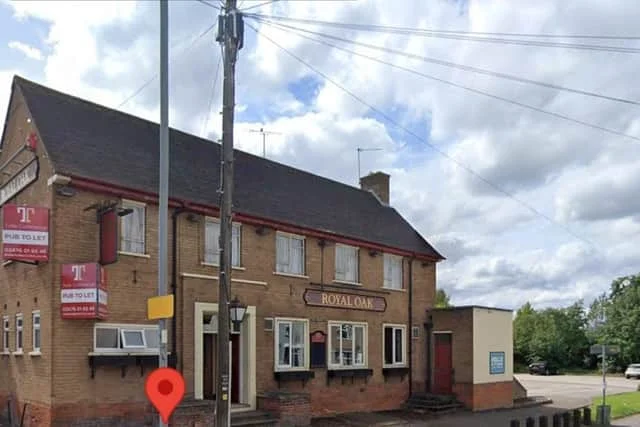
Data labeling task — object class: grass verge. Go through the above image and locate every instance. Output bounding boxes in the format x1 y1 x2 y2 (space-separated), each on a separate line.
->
592 391 640 419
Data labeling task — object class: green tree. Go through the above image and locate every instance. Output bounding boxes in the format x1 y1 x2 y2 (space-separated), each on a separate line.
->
513 302 536 364
435 289 452 308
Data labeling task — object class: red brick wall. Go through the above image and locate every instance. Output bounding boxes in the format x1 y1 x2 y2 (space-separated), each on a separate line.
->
472 381 514 411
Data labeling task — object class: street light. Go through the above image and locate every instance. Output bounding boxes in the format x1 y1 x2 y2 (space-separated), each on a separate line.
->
229 296 247 329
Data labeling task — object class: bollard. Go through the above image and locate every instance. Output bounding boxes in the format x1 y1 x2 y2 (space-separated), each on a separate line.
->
573 409 581 427
510 420 521 427
583 407 592 425
562 411 571 427
526 416 535 427
539 414 549 427
552 413 561 427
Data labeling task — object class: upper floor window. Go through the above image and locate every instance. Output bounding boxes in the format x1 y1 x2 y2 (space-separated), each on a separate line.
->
383 324 406 367
276 232 305 275
2 316 9 352
328 321 367 368
204 218 241 267
383 254 403 290
335 244 359 283
120 200 146 254
32 311 41 353
275 318 308 371
15 313 23 353
94 323 159 354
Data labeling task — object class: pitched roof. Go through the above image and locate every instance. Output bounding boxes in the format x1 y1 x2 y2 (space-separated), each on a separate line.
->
10 75 443 260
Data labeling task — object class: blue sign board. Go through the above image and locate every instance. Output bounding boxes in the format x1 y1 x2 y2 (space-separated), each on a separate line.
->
490 351 505 375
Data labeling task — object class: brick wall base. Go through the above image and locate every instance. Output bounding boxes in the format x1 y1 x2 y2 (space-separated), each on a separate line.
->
258 391 311 427
452 382 473 409
471 381 514 411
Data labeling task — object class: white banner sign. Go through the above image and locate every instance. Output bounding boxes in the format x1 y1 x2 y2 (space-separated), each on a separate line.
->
2 230 49 245
0 159 38 206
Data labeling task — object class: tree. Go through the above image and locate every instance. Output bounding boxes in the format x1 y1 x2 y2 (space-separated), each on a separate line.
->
435 289 452 308
513 302 536 364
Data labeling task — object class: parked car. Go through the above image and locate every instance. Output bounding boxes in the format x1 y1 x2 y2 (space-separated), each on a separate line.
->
625 364 640 379
528 361 559 375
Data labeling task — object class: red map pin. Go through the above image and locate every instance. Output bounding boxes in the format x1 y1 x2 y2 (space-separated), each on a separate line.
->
145 367 185 424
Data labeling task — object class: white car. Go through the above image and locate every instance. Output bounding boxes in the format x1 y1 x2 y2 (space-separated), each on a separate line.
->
625 364 640 379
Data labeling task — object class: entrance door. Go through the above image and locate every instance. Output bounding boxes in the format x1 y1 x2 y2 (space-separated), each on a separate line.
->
203 334 217 400
433 333 453 394
231 333 241 403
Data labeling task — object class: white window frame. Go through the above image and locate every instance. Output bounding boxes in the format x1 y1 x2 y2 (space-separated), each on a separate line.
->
15 313 23 354
274 318 309 372
383 253 403 290
204 217 242 267
93 323 159 354
382 324 407 367
328 321 368 369
119 199 147 255
32 311 41 353
335 244 359 284
2 316 9 353
275 232 306 276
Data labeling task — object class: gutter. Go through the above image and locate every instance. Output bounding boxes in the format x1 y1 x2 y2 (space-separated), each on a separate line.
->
171 206 186 368
408 257 414 396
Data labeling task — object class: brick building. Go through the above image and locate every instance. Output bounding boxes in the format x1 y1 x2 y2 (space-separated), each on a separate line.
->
0 76 514 427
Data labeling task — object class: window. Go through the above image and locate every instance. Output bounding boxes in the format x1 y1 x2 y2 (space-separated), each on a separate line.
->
94 324 159 353
335 245 359 283
15 314 23 353
204 219 241 267
2 316 9 352
383 254 403 289
275 318 308 371
328 321 367 368
32 311 41 352
383 325 406 366
275 233 305 275
120 201 146 254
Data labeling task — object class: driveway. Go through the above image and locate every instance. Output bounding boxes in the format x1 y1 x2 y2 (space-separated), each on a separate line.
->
516 373 638 406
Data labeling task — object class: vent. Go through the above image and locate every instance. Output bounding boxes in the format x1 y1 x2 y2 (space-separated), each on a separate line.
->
412 326 420 339
264 317 274 331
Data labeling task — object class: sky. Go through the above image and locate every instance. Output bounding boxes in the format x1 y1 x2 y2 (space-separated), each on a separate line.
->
1 0 639 311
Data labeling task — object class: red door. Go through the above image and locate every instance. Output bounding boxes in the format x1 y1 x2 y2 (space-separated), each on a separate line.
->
433 333 453 394
231 334 240 403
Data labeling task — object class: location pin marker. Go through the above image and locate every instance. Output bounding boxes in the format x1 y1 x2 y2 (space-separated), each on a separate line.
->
145 367 185 424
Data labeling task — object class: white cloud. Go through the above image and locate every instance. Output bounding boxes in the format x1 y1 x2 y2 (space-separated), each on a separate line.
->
8 40 43 60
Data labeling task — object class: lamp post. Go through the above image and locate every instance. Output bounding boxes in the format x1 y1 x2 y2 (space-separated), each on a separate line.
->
229 296 247 329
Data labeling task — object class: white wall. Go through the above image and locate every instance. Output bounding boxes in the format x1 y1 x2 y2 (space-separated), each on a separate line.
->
472 307 513 384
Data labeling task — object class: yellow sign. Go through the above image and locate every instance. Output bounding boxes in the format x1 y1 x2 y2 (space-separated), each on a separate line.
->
147 294 174 320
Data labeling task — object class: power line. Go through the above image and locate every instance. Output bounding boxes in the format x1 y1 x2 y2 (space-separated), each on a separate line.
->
241 0 279 12
202 46 224 137
253 18 640 143
245 13 640 54
118 22 218 108
252 17 640 107
245 20 602 252
195 0 221 10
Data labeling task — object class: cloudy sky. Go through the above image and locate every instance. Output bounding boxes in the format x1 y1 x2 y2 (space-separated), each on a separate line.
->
1 0 639 311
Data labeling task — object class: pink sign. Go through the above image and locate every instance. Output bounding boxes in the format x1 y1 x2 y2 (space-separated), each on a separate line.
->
2 205 49 262
61 263 108 320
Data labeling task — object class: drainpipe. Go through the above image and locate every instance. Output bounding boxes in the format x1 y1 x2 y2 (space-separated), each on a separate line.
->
171 206 186 368
408 257 414 396
425 313 433 393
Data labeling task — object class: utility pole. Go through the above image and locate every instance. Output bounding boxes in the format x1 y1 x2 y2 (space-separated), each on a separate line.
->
356 147 383 183
157 1 169 427
216 1 242 426
249 127 282 157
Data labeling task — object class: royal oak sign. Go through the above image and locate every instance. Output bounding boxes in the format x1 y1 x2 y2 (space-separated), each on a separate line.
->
0 158 39 206
303 289 386 312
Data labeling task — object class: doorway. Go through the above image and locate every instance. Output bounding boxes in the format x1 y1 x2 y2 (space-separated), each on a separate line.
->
202 328 242 403
433 332 453 394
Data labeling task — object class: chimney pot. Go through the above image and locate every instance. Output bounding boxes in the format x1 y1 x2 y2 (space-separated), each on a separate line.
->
360 171 390 205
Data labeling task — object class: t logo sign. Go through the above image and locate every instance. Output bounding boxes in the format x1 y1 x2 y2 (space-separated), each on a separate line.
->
71 265 86 281
17 207 35 223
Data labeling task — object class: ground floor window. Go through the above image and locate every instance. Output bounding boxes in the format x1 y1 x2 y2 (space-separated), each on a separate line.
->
328 321 367 368
2 316 9 352
15 314 23 353
94 323 159 353
32 311 41 353
275 318 308 370
383 324 406 366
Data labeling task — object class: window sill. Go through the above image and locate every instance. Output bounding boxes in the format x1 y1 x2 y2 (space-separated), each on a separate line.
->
273 272 309 280
274 370 315 388
29 351 42 357
118 251 151 259
12 351 24 356
1 351 10 356
88 352 176 378
332 280 362 286
201 262 246 271
382 366 409 382
326 368 373 385
382 286 405 293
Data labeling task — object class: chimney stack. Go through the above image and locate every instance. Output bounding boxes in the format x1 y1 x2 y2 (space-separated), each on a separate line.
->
360 171 390 205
